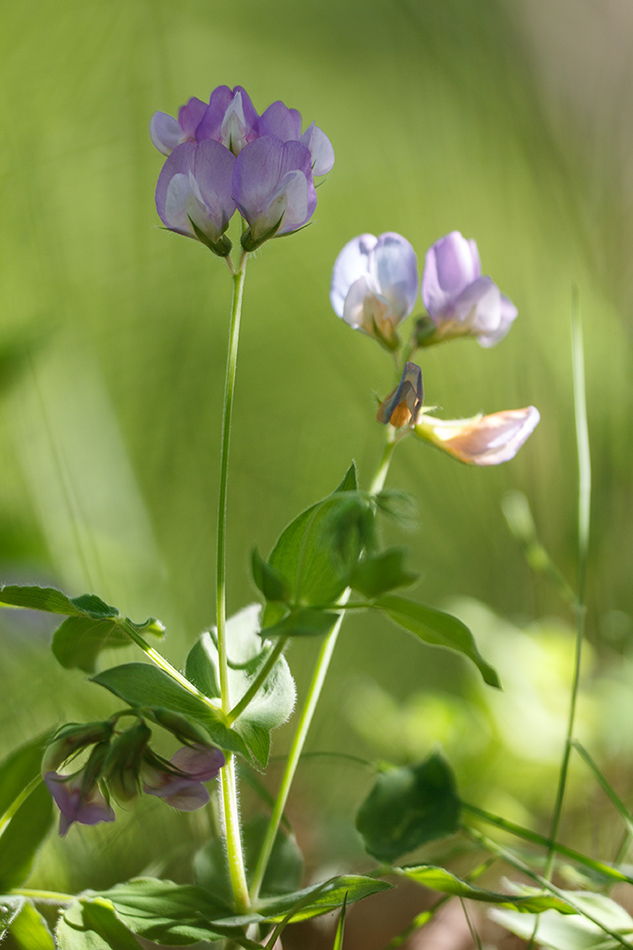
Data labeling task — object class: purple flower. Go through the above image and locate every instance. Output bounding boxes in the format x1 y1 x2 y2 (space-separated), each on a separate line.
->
194 85 259 155
150 97 208 156
258 101 334 175
414 406 540 466
421 231 517 347
142 745 225 812
233 136 317 251
44 770 115 836
155 140 236 256
330 233 419 349
377 362 424 428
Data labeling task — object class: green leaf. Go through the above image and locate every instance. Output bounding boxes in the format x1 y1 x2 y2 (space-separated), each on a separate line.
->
490 891 633 950
194 818 303 902
351 548 418 598
57 901 143 949
91 663 247 758
262 607 340 638
0 897 24 940
251 548 290 602
397 866 574 913
374 488 418 527
0 782 54 890
8 900 56 949
335 462 358 492
0 584 163 673
89 878 251 946
356 753 461 863
0 731 53 821
185 606 296 766
263 471 374 616
258 875 391 923
374 595 500 688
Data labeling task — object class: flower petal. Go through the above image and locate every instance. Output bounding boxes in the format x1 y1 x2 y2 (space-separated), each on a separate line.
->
300 123 335 176
177 97 207 138
415 407 540 466
170 745 225 781
330 233 377 318
258 100 303 141
369 233 419 323
422 231 481 317
150 112 187 156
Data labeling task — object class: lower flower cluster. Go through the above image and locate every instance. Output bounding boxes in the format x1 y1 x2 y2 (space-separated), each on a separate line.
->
42 718 224 836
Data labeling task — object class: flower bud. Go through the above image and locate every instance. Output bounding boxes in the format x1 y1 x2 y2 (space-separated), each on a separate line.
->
145 708 209 746
103 722 152 804
376 362 424 428
414 406 540 466
42 721 114 774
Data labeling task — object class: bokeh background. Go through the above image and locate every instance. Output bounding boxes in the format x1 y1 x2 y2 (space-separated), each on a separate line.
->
2 0 633 941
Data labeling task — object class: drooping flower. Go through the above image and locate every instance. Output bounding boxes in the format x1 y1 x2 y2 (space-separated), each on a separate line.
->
155 140 236 256
102 722 152 804
233 136 317 251
377 362 424 428
150 97 208 156
41 721 113 773
142 744 225 812
414 406 540 466
258 100 334 175
45 770 115 836
421 231 517 347
330 233 419 349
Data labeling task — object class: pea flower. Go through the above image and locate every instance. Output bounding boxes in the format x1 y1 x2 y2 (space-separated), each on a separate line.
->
142 744 225 811
150 97 208 156
155 140 236 256
258 100 335 175
233 137 317 251
45 770 115 836
421 231 517 347
194 85 259 155
41 720 113 773
330 233 419 349
414 406 540 466
376 361 424 428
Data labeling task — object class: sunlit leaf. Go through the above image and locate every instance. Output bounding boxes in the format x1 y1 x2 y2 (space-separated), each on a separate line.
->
374 595 500 688
351 548 418 598
0 782 54 890
9 900 58 949
0 897 24 940
356 753 461 862
262 607 339 639
57 901 143 949
251 548 290 603
258 874 391 923
398 866 574 913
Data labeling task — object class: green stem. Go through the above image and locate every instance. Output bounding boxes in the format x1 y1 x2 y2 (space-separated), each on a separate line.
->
217 258 248 713
214 256 250 913
249 591 350 902
10 888 75 904
542 298 591 885
119 620 222 716
465 826 632 949
220 753 250 914
462 802 633 885
227 637 288 725
369 426 398 494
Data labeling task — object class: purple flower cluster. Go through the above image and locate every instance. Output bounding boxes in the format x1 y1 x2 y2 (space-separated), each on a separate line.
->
151 86 334 255
332 230 539 466
42 719 225 835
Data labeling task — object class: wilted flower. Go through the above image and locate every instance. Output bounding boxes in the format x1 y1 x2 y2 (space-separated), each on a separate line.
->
155 140 236 256
414 406 540 466
330 233 419 349
233 137 317 251
142 744 225 812
421 231 517 347
258 100 334 175
377 362 424 428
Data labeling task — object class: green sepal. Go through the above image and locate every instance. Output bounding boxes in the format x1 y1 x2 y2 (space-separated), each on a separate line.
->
351 548 418 598
396 865 575 913
373 594 501 688
188 216 232 257
261 607 339 639
356 753 461 863
241 214 284 252
251 547 290 602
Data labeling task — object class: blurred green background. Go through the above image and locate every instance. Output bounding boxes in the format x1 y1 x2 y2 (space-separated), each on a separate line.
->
1 0 633 900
